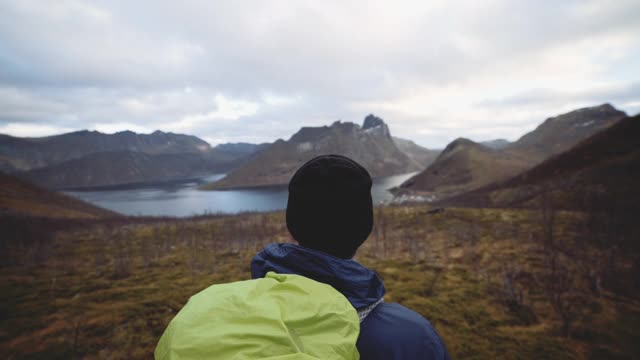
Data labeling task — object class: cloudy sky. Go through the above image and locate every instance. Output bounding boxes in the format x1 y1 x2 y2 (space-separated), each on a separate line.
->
1 0 639 148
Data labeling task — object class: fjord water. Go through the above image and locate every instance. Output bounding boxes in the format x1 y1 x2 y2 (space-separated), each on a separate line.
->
64 172 417 217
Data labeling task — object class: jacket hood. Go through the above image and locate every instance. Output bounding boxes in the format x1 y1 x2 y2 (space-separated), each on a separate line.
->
251 243 385 310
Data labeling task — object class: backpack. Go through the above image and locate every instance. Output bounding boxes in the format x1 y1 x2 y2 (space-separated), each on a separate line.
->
155 272 360 359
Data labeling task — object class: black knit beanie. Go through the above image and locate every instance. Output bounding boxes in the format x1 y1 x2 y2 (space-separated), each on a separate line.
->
286 154 373 259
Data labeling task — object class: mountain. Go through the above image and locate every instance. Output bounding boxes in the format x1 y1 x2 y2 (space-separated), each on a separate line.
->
439 114 640 210
480 139 510 150
212 142 268 156
0 172 118 218
209 142 271 165
202 115 421 189
0 130 211 172
505 103 626 162
395 138 530 199
1 130 265 189
397 104 627 199
20 151 230 189
392 137 440 168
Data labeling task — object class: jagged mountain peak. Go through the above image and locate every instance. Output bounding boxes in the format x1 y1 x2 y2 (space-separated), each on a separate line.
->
362 114 391 139
290 117 389 144
363 114 386 129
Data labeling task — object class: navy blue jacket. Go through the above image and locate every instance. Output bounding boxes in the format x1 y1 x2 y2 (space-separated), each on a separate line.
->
252 243 450 360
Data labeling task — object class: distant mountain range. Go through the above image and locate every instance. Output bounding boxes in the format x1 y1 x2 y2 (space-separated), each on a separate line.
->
1 103 631 197
397 104 627 200
201 115 439 190
22 151 218 189
0 130 266 189
0 130 210 172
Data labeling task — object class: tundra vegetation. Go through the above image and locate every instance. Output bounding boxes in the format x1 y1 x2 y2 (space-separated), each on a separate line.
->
1 203 638 359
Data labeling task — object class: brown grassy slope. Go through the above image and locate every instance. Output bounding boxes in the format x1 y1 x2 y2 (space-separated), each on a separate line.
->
398 104 626 199
439 114 640 211
0 172 119 219
397 138 530 198
1 206 638 359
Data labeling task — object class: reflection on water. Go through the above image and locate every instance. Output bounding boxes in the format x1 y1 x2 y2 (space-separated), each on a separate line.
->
65 172 416 217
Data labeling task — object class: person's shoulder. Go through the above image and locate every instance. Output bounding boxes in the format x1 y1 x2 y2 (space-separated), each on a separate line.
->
363 302 441 340
357 302 449 360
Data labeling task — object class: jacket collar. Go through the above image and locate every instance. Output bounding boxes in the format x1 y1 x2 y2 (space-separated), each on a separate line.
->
251 243 386 310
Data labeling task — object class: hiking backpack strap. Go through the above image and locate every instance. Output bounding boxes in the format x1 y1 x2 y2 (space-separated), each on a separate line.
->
357 297 384 322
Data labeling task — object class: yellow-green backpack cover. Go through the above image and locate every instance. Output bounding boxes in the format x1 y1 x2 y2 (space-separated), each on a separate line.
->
155 272 360 360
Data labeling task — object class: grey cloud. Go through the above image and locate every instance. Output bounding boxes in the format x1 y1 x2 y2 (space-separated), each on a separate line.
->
0 0 639 147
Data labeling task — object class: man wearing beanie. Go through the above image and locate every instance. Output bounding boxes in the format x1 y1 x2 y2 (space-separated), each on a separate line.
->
252 155 450 360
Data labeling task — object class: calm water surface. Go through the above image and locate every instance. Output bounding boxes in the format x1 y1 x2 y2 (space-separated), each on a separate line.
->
65 172 416 217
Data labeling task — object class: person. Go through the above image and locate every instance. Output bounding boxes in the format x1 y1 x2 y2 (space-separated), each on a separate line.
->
252 154 450 359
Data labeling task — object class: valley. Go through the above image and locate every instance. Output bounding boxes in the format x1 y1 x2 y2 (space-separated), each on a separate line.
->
3 2 639 358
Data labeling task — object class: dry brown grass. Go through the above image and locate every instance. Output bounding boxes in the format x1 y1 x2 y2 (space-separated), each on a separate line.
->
1 205 638 359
